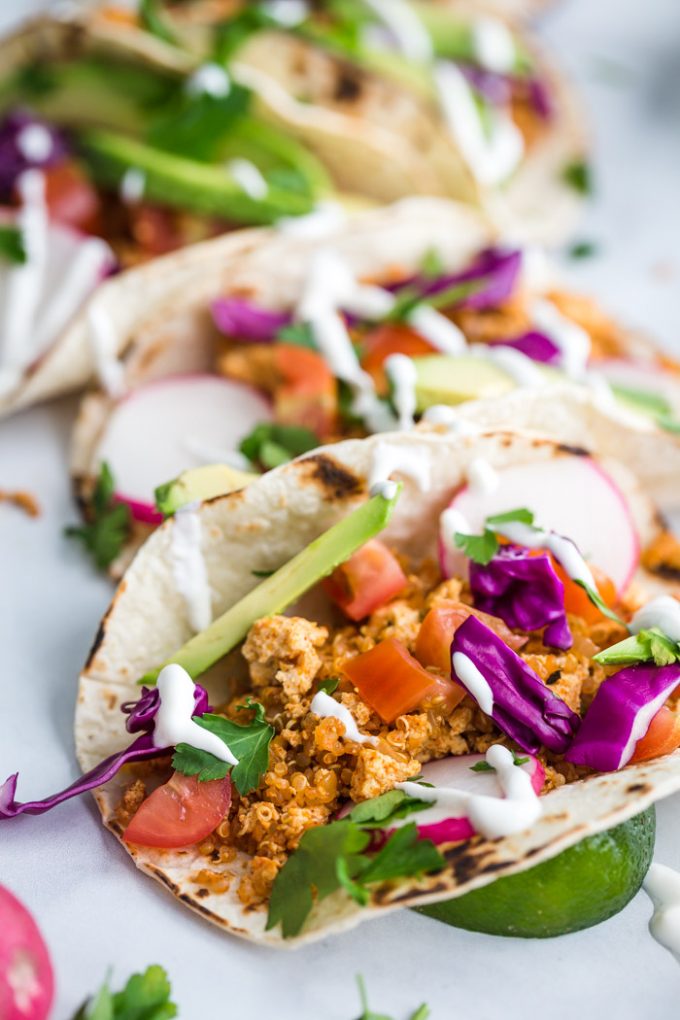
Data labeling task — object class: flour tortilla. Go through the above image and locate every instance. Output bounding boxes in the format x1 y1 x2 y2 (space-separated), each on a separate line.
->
75 428 680 947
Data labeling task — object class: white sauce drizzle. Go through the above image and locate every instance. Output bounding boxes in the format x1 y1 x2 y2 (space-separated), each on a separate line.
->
182 436 252 472
385 353 417 430
227 158 268 200
310 691 379 746
33 237 112 357
643 863 680 966
397 744 541 839
422 405 479 433
261 0 309 26
120 167 146 204
492 520 596 589
452 651 494 715
370 479 399 501
631 596 680 644
408 304 467 354
531 298 591 379
472 17 516 74
361 0 433 64
276 200 346 239
154 664 238 765
466 457 499 496
88 303 126 398
170 503 213 633
433 61 524 187
16 124 53 162
369 439 432 492
185 63 231 98
620 683 678 767
469 341 545 387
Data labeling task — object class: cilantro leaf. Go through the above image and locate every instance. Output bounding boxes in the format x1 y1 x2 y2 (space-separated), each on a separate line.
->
562 159 593 195
239 422 319 469
355 823 443 887
139 0 178 45
65 462 131 570
354 976 429 1020
251 568 274 578
595 628 680 667
0 225 26 264
213 6 278 63
348 790 428 826
574 580 626 626
470 751 528 773
73 965 176 1020
318 677 340 695
486 507 535 527
147 83 251 162
172 742 230 783
199 705 273 795
276 321 317 349
454 529 498 565
568 240 598 260
419 247 445 280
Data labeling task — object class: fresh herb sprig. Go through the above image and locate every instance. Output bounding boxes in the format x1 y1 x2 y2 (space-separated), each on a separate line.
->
470 752 529 773
65 462 131 570
72 964 176 1020
0 225 27 264
239 422 319 469
454 507 534 566
595 628 680 667
354 975 429 1020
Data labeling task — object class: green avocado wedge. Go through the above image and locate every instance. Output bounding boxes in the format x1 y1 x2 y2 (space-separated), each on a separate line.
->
417 806 656 938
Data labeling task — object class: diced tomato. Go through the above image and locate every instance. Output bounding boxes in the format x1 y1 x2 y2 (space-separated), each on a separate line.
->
41 160 102 235
415 601 526 675
551 560 617 624
128 203 186 257
96 5 140 25
630 706 680 764
360 323 436 395
123 772 232 849
323 540 408 621
342 637 462 722
274 343 337 437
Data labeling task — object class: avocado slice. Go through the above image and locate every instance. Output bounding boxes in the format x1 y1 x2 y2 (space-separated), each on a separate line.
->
155 463 258 517
413 354 517 411
79 127 317 224
141 485 401 683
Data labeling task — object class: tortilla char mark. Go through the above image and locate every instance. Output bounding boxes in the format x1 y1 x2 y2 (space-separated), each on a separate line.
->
299 453 365 501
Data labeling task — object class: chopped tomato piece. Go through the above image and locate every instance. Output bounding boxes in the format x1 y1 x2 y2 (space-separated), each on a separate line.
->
551 560 617 624
275 343 337 437
123 771 232 849
128 203 186 257
41 160 102 235
630 706 680 764
323 540 408 621
360 323 436 395
96 5 140 25
342 637 462 722
415 601 526 675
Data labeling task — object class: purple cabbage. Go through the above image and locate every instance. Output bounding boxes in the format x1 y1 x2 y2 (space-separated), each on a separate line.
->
211 296 292 341
492 331 562 365
470 545 572 650
565 664 680 772
0 110 68 200
451 615 580 754
391 248 522 312
458 63 552 121
0 684 210 820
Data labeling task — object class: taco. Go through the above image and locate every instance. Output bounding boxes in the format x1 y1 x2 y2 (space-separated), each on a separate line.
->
66 197 680 573
90 0 586 240
0 11 332 417
3 428 680 946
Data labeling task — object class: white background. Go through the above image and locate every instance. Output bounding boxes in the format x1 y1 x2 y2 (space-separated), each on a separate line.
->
1 0 680 1017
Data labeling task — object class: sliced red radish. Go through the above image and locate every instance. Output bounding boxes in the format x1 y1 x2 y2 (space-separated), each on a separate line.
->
94 374 272 519
442 455 639 595
0 885 54 1020
597 358 680 412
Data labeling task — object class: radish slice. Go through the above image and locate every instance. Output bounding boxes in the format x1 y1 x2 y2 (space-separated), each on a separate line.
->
94 375 272 516
443 455 639 595
597 358 680 413
0 885 54 1020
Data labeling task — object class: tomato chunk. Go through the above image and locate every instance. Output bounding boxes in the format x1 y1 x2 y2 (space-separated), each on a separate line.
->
123 772 232 849
552 561 617 624
275 343 337 437
323 540 408 621
630 706 680 764
41 160 102 235
361 323 436 395
342 637 461 722
415 602 527 675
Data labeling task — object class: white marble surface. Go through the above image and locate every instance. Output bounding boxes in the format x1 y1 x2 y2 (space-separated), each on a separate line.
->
1 1 680 1017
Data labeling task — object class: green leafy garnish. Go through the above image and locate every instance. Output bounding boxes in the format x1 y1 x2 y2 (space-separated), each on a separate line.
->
239 422 319 469
611 384 672 419
594 628 680 667
419 247 445 280
65 462 130 570
562 160 593 195
486 508 535 527
0 225 26 264
173 700 273 795
212 6 278 64
276 321 317 349
72 964 176 1020
574 580 626 627
470 752 529 773
568 240 598 260
454 529 499 565
251 568 274 578
139 0 178 45
318 677 340 695
354 976 429 1020
147 81 251 162
267 807 444 937
347 790 428 826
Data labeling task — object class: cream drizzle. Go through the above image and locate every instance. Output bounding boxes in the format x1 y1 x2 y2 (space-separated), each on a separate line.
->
182 436 252 472
385 353 417 430
492 520 596 588
643 863 680 966
370 479 399 501
472 17 516 74
409 304 467 354
170 503 213 633
16 124 53 162
310 691 378 746
227 158 268 200
469 342 545 387
154 664 238 764
369 439 432 492
33 237 112 356
186 63 231 98
88 303 126 398
422 405 480 433
531 298 591 378
362 0 433 64
452 651 494 715
120 167 146 204
261 0 309 26
276 200 346 239
631 596 680 644
396 744 541 839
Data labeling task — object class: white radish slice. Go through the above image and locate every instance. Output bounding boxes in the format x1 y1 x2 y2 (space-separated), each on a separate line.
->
94 374 272 517
444 455 640 594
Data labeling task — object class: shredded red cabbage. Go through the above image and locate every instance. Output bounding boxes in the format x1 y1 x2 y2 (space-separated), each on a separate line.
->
565 664 680 771
0 110 68 200
451 615 580 753
422 249 522 310
458 64 552 121
470 545 572 650
0 685 210 819
211 297 292 341
492 331 562 365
